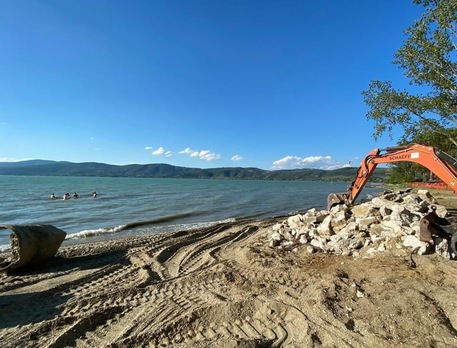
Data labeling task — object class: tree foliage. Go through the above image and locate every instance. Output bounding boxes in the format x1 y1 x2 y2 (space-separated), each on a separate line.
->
363 0 457 147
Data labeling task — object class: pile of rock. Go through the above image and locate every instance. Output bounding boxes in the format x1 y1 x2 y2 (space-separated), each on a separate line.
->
268 189 456 260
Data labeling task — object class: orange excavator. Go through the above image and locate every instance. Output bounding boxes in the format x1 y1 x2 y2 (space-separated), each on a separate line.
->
327 143 457 256
327 143 457 209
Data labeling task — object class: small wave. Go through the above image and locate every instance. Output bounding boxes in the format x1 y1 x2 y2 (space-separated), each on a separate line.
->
66 216 237 241
66 212 196 240
171 217 236 231
123 212 195 230
66 224 127 240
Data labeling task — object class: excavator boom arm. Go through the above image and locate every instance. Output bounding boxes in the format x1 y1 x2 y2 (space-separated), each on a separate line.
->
328 144 457 209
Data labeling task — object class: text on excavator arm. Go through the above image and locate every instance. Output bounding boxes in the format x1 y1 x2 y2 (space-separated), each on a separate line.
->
327 144 457 209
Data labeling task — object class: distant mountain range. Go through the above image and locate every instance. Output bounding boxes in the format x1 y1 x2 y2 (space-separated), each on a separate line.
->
0 159 388 181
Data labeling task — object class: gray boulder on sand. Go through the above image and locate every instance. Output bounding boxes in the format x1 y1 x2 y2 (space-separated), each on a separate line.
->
0 224 67 271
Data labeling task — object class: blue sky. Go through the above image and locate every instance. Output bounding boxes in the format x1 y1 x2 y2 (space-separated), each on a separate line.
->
0 1 424 170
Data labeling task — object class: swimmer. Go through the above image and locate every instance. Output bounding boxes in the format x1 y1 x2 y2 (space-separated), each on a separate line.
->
73 192 79 198
92 191 97 198
51 193 56 199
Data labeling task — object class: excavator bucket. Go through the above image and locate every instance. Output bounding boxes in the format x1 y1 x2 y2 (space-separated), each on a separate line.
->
419 213 457 256
419 209 451 242
327 193 349 210
0 224 66 272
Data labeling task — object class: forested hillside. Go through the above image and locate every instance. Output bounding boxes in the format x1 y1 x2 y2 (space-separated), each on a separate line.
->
0 160 388 181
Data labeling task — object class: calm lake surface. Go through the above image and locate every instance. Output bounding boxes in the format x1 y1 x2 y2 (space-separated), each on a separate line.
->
0 176 382 251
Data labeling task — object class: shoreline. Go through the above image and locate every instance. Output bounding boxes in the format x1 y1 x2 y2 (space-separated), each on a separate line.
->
1 177 359 251
1 189 457 347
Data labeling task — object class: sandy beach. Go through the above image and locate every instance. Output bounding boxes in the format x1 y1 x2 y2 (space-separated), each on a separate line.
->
1 189 457 347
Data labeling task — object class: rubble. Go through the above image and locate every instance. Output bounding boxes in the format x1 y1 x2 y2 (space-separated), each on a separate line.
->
267 189 457 260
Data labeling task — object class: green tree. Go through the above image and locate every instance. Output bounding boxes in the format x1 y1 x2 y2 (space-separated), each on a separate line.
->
405 126 457 155
385 162 417 184
363 0 457 147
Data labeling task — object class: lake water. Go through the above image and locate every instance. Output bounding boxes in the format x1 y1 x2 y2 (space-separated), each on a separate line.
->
0 175 382 251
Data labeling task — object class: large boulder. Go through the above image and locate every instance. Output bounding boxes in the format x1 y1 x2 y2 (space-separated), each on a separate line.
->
0 224 67 271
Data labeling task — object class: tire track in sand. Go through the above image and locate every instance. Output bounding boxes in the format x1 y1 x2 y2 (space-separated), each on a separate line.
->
0 216 418 347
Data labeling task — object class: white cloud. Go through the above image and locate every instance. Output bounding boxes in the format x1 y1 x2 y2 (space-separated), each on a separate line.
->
152 147 165 155
179 147 221 161
144 146 152 150
199 150 221 161
231 155 243 161
271 155 344 170
179 147 197 156
151 146 173 157
0 157 32 162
